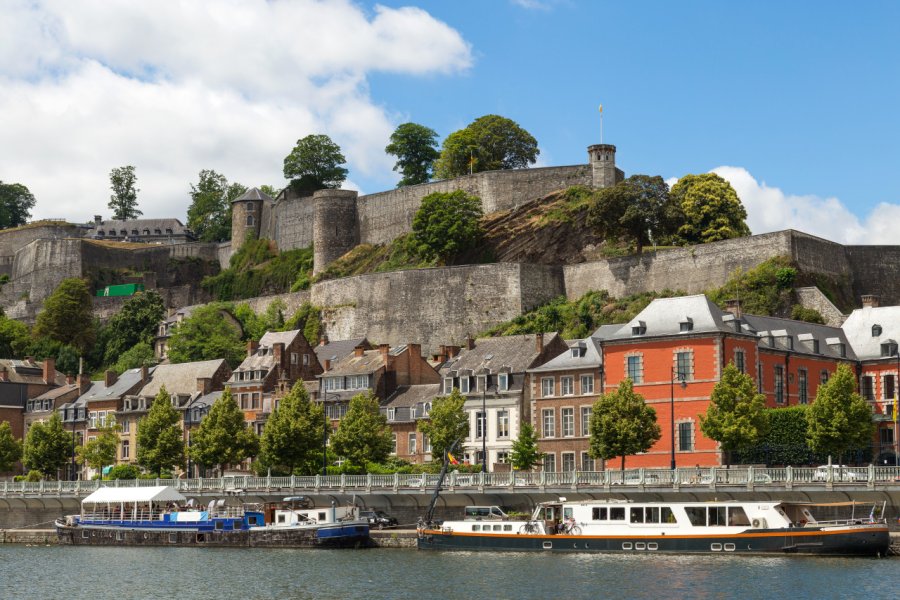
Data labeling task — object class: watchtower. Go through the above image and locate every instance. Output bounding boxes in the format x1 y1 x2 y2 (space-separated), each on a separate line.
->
312 189 360 275
231 188 271 245
587 143 618 189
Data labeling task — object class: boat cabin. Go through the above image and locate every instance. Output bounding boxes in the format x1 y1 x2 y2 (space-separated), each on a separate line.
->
266 496 360 528
464 506 509 521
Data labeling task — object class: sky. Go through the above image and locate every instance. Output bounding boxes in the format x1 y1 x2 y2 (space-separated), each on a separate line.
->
2 0 899 244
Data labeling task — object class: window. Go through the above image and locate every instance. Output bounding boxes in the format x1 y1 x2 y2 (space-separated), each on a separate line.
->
408 433 417 455
758 363 763 393
423 435 432 454
679 319 693 332
423 402 431 416
543 453 556 473
884 374 896 401
410 407 417 419
678 422 693 452
89 411 97 429
734 350 745 374
240 394 249 410
460 377 470 394
246 202 255 211
592 507 608 521
477 375 487 392
873 324 883 337
798 370 808 405
290 353 298 365
881 342 898 357
561 376 574 396
561 452 576 472
497 410 509 439
303 354 310 366
561 408 575 437
626 355 643 383
581 406 592 436
251 393 260 410
861 375 875 401
475 411 486 439
631 321 646 336
121 418 129 433
324 377 341 391
541 377 554 397
246 214 254 227
391 433 397 454
542 409 555 438
498 373 509 391
443 377 454 394
580 452 594 472
881 428 895 446
675 351 693 381
580 374 594 395
496 451 509 464
774 366 784 404
121 440 130 459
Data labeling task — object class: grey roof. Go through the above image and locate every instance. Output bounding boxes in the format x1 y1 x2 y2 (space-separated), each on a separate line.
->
0 358 66 386
313 338 369 363
86 218 190 235
592 324 623 340
601 295 733 341
440 332 562 376
259 329 303 347
323 347 397 377
79 368 149 403
741 314 856 360
528 337 603 373
163 304 202 325
137 360 227 397
191 390 223 409
233 187 273 203
841 306 900 361
32 383 79 401
235 330 303 373
384 384 441 409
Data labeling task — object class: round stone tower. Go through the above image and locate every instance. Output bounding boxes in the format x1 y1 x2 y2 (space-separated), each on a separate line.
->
587 143 618 189
313 189 360 275
231 187 271 245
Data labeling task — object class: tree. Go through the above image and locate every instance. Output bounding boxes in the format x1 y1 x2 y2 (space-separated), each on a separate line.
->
329 391 393 470
108 165 142 220
434 115 539 179
187 170 246 242
112 341 155 374
0 421 23 472
282 134 348 192
23 412 71 478
136 387 185 476
189 389 258 475
166 304 245 368
589 379 661 471
385 123 440 186
409 190 483 263
0 181 36 229
34 278 96 352
806 364 875 462
671 173 750 244
509 422 541 471
78 417 120 477
258 382 325 475
418 389 469 460
103 290 166 364
700 363 769 467
588 174 683 254
0 315 31 358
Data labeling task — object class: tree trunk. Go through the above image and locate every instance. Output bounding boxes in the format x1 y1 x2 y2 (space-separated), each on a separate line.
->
620 456 626 471
636 239 644 255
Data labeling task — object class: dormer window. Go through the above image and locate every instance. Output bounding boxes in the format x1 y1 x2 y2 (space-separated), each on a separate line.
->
872 325 883 337
443 377 454 394
881 341 898 357
498 372 509 391
812 339 820 354
679 318 693 332
424 402 431 416
477 375 487 392
631 321 646 336
131 229 139 235
154 229 162 235
97 230 104 236
387 408 396 421
410 407 417 419
460 376 471 394
165 228 173 234
142 229 150 235
120 230 127 236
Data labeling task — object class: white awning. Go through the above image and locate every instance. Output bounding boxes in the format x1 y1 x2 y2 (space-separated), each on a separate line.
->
82 486 187 505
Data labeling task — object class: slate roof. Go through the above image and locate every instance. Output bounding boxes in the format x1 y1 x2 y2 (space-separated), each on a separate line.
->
600 295 734 341
86 218 191 236
324 347 397 376
741 314 856 360
841 306 900 361
528 337 603 373
313 338 370 363
235 330 304 373
383 384 441 423
440 333 562 376
136 360 227 397
80 368 149 402
232 187 273 203
0 358 66 386
32 383 79 401
162 304 202 325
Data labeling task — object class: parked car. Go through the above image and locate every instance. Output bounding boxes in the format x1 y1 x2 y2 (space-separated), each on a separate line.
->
812 465 862 482
359 510 398 529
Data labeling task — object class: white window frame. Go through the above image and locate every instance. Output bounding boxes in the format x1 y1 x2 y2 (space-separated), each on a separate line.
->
561 452 576 472
560 376 574 396
443 377 455 394
498 373 509 392
497 409 509 439
541 377 554 398
580 406 592 437
561 407 575 437
387 408 396 421
475 411 486 440
580 374 594 395
543 452 556 473
121 440 130 459
542 408 555 438
408 432 417 455
460 377 471 394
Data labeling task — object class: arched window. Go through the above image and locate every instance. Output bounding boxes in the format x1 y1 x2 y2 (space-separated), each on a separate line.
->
247 214 254 227
872 324 882 337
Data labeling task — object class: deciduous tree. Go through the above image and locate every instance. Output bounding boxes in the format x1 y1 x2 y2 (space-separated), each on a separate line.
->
258 382 325 475
806 364 874 462
166 304 245 368
187 170 246 242
283 134 348 192
0 421 23 473
189 389 258 475
418 389 469 460
700 363 769 467
589 379 661 471
329 391 393 470
78 417 120 477
0 181 36 229
108 165 142 220
410 190 483 263
23 412 70 478
103 290 166 364
385 123 440 186
434 115 539 179
136 387 185 477
509 422 541 471
671 173 750 244
34 278 96 352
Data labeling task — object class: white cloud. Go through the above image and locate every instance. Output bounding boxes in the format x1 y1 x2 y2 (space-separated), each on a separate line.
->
0 0 472 221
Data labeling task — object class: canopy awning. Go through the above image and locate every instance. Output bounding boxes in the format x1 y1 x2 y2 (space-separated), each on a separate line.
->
81 486 187 505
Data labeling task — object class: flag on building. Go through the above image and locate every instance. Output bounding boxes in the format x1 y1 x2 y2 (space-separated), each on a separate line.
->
448 453 459 465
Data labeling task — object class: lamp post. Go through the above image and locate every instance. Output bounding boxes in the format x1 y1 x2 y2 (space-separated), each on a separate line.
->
322 392 335 477
70 408 77 481
481 385 487 474
894 349 899 467
670 367 687 471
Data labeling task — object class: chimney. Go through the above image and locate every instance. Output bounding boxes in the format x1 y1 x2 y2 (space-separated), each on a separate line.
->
437 345 448 363
66 374 75 385
724 299 743 318
94 215 102 225
379 344 390 366
319 334 329 346
324 359 331 371
0 367 9 382
535 333 544 354
247 340 259 357
25 356 34 365
104 369 118 387
43 357 56 384
76 373 91 394
197 377 212 395
465 335 475 350
273 342 285 365
354 345 366 357
140 365 149 384
447 345 461 359
862 295 879 308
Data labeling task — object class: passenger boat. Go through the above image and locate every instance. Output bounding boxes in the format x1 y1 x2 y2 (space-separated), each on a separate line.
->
417 498 890 556
55 486 370 548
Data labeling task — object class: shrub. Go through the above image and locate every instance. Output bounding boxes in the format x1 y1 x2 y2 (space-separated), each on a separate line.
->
106 464 141 480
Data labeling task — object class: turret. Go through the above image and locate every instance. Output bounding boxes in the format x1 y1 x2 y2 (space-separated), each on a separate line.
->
231 188 271 245
587 143 618 189
312 189 360 274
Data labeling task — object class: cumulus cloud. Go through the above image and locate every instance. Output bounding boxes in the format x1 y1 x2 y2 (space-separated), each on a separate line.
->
0 0 472 221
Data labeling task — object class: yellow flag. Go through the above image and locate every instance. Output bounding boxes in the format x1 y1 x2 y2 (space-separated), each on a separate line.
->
599 104 603 113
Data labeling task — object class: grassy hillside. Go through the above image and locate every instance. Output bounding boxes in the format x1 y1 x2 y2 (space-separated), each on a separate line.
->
202 238 313 301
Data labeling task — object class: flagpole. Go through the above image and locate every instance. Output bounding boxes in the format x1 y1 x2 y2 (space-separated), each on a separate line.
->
599 104 603 144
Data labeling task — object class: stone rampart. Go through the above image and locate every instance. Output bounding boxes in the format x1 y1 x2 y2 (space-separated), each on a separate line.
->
273 191 314 252
167 242 220 262
794 287 845 327
0 223 83 259
233 290 312 316
845 245 900 304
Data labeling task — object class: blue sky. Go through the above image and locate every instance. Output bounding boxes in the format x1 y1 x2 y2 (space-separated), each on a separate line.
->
1 1 898 243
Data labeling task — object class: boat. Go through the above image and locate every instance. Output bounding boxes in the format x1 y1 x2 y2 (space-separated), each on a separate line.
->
55 486 370 548
417 498 891 556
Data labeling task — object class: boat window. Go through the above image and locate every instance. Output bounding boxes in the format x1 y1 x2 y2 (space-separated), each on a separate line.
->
609 507 625 521
685 507 706 526
503 524 512 532
661 507 675 523
563 507 574 520
215 521 224 530
630 508 645 523
708 506 727 527
248 516 258 526
318 512 326 521
727 507 750 526
592 507 607 521
645 507 660 523
277 514 286 524
493 525 502 531
472 524 480 531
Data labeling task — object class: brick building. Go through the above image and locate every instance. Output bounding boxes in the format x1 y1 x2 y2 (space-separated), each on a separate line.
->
382 383 441 463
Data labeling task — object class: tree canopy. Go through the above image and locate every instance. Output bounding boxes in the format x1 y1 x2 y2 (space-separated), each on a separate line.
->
103 290 165 365
806 364 874 461
283 134 348 192
589 379 661 470
509 422 541 471
166 304 245 368
78 416 119 476
434 115 539 179
189 388 258 474
187 169 246 242
329 391 394 471
258 382 325 475
23 412 71 478
409 190 483 263
0 421 23 473
136 387 185 476
385 122 440 186
671 173 750 244
588 174 683 254
108 165 142 220
700 363 769 466
34 278 96 352
0 181 36 229
418 389 469 460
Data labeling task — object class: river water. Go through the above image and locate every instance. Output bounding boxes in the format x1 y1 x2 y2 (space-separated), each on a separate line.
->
1 545 897 600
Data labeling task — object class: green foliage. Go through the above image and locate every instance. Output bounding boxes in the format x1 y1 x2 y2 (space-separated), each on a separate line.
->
0 314 31 358
108 165 142 220
410 191 484 263
190 389 258 473
700 364 769 466
313 235 437 283
136 387 185 476
103 290 165 364
284 303 322 347
671 173 750 244
106 463 141 480
166 304 245 368
386 122 440 186
418 389 469 460
587 174 683 254
0 421 23 472
589 379 661 471
258 382 325 475
187 169 246 242
23 412 71 478
112 341 155 374
34 278 96 352
434 114 539 179
736 405 816 466
806 364 875 461
77 418 119 473
0 181 36 229
201 238 314 300
791 305 825 324
539 186 597 225
509 422 541 471
329 391 394 471
707 256 797 316
283 134 348 192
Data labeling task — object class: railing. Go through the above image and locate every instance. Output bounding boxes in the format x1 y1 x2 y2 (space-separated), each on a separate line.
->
3 466 900 497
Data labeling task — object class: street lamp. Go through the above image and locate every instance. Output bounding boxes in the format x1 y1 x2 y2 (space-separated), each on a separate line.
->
322 392 337 476
70 407 77 481
894 348 899 467
670 367 687 470
481 383 487 474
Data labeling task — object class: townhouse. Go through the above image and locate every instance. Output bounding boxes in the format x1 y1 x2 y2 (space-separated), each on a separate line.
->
2 358 68 444
381 383 441 463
